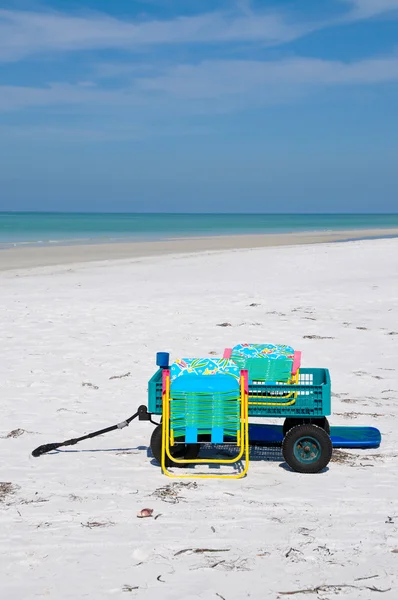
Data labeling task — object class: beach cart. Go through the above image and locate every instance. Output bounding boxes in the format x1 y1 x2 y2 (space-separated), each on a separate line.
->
32 342 382 479
147 344 334 478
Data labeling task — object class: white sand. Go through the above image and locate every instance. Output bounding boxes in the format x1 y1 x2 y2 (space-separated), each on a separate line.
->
2 227 398 271
1 238 398 599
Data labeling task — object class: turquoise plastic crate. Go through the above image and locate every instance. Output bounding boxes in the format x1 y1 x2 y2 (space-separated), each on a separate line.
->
148 368 163 414
248 368 331 418
147 367 331 419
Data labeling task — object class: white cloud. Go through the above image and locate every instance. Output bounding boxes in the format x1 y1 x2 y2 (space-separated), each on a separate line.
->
1 3 397 142
0 8 302 62
0 83 124 111
0 122 214 142
0 2 397 64
137 55 398 99
1 54 397 114
341 0 398 18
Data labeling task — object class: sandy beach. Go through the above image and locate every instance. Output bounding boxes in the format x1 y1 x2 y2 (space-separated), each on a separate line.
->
1 227 398 271
1 236 398 599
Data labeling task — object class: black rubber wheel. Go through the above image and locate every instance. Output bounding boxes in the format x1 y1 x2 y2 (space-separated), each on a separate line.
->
150 424 200 468
282 424 333 474
283 417 330 437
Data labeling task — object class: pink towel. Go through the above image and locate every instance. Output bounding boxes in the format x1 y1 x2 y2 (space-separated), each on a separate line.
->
292 351 302 375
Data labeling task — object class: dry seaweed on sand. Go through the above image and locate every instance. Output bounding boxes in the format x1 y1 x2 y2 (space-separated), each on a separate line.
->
278 583 391 595
151 482 198 504
109 372 131 380
4 428 26 438
0 482 19 502
302 335 335 340
81 520 115 528
174 548 230 556
82 382 99 390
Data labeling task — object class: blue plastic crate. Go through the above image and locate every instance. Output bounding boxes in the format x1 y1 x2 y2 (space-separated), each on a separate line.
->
148 368 163 414
147 367 331 419
247 368 331 418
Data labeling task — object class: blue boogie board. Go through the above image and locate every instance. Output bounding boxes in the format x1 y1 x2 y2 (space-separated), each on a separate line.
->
248 423 381 449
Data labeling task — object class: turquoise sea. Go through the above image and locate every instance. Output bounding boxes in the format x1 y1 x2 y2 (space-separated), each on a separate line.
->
1 213 398 248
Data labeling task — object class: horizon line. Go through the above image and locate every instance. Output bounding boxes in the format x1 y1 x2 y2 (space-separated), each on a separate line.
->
1 211 398 216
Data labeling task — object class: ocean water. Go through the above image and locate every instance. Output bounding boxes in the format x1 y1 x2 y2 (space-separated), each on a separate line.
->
1 212 398 248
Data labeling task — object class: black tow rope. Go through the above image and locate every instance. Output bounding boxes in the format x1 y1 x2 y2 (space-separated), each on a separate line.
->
32 405 156 457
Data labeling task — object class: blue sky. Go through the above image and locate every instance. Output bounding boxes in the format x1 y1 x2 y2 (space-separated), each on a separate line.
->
0 0 397 212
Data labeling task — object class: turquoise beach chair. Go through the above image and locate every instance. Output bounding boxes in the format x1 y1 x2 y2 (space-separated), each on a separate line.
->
161 358 249 479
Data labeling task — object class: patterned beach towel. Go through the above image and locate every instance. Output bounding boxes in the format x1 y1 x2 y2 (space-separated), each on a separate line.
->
230 343 295 382
170 357 240 383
